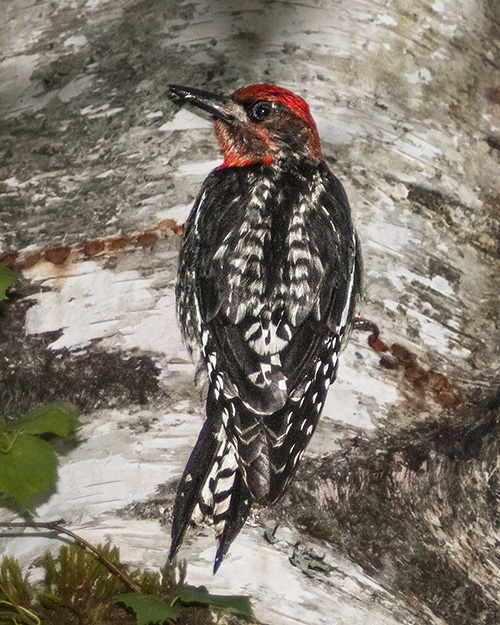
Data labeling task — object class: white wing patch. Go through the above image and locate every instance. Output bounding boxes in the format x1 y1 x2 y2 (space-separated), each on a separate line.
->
246 319 291 355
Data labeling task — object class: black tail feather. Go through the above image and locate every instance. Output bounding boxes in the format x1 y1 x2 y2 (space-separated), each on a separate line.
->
169 411 222 561
213 467 253 573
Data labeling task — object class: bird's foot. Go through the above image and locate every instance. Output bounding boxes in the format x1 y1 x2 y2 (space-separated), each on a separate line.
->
353 316 379 343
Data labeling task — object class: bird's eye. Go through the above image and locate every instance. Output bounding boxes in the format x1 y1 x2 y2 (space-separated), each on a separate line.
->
248 101 274 122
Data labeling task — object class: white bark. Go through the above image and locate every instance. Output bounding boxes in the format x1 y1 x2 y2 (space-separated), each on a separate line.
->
1 0 500 623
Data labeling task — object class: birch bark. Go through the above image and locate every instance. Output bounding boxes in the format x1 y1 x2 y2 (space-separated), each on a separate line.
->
1 1 499 623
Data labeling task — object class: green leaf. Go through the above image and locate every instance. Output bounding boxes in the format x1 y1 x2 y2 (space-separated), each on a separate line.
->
0 432 17 454
16 403 80 437
0 434 58 512
117 594 179 625
0 264 17 302
177 587 254 618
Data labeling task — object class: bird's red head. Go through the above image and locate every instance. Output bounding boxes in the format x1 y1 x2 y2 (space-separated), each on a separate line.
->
169 84 322 167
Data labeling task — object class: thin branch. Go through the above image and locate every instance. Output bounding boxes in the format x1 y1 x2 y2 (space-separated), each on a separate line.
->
0 519 141 593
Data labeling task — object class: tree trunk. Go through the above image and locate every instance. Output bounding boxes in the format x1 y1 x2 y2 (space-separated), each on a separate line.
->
1 0 500 623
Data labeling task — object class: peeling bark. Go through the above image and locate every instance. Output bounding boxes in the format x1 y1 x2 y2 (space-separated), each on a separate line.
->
1 0 500 623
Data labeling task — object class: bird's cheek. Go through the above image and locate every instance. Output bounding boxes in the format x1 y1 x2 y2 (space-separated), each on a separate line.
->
214 120 274 165
246 128 272 154
214 120 232 152
247 126 276 156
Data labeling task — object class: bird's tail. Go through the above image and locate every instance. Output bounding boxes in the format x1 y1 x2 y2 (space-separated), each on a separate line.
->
212 437 253 572
169 408 222 562
169 395 253 573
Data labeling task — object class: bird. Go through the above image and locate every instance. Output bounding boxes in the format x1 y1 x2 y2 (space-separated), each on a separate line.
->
168 83 362 573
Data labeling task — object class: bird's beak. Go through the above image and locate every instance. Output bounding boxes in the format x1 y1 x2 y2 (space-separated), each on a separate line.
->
168 84 238 122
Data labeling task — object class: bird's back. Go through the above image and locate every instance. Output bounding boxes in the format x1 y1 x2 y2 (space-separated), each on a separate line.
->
176 159 360 503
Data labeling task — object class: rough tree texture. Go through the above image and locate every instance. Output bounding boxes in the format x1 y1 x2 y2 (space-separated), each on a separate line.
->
1 0 500 624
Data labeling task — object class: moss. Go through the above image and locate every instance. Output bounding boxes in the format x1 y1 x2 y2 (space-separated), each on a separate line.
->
36 544 131 624
296 510 340 544
0 556 34 607
0 544 258 625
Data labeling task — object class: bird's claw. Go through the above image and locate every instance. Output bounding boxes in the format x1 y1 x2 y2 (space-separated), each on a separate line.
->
353 316 379 343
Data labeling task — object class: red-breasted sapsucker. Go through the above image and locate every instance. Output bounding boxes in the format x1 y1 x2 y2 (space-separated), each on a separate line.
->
168 84 362 572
